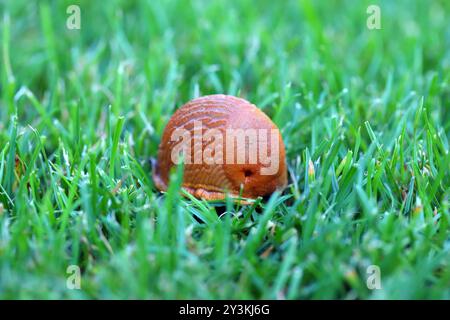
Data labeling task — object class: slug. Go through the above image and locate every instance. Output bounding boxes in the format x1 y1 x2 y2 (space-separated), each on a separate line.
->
153 94 287 201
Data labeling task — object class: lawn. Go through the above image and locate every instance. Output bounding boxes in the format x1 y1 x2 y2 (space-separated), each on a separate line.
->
0 0 449 299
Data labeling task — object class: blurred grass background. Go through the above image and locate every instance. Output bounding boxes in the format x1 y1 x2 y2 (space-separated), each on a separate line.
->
0 0 449 299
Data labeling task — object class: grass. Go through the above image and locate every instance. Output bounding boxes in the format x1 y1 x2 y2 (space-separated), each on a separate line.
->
0 0 449 299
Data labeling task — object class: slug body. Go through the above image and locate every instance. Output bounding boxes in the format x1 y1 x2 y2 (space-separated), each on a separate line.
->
154 94 287 201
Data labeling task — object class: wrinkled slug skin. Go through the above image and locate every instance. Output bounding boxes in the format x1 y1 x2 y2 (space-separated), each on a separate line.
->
154 94 287 200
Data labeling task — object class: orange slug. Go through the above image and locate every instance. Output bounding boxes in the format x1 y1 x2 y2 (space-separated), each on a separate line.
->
153 94 287 201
